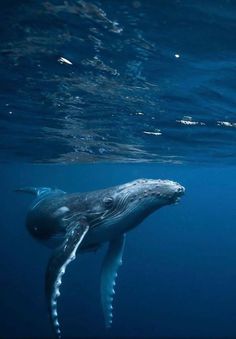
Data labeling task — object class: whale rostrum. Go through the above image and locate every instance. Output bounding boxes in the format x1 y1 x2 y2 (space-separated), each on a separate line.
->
16 178 185 337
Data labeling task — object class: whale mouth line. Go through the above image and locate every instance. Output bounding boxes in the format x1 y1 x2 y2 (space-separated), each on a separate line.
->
174 196 181 204
170 185 185 204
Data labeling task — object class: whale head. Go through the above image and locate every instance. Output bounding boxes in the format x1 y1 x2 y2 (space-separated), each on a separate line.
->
86 178 185 232
114 178 185 206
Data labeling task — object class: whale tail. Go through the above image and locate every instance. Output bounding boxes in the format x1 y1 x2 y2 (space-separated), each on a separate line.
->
15 187 66 199
14 187 56 196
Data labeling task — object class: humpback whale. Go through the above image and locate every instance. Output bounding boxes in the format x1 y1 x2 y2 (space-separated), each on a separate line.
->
16 178 185 337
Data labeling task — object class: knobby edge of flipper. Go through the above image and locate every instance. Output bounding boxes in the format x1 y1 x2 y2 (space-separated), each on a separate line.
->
100 234 126 328
45 217 90 338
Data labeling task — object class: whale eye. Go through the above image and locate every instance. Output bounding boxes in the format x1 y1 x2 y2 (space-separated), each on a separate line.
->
103 196 114 209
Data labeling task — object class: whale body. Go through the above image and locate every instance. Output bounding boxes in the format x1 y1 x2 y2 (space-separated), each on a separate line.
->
16 178 185 337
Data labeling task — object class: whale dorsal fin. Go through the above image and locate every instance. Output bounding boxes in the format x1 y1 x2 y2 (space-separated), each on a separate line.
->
100 234 125 328
45 218 89 338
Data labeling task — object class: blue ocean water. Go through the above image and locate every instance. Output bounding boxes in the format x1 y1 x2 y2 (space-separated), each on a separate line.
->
1 0 236 338
1 0 236 164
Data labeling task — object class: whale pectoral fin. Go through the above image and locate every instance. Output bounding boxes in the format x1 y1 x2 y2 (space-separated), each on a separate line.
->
100 234 126 328
45 219 89 338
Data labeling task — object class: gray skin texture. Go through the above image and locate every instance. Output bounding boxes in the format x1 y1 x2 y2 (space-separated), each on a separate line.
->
26 178 185 250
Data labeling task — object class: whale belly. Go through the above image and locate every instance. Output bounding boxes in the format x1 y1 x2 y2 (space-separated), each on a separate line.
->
83 219 128 248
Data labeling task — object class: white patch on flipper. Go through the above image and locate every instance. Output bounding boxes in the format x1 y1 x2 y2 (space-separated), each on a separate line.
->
53 206 70 217
100 234 125 328
50 226 89 338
